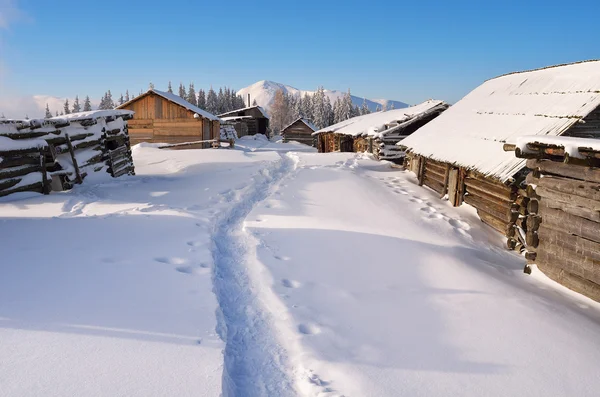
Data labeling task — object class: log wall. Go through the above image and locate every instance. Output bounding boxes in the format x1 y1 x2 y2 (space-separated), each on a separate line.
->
120 92 219 146
525 158 600 301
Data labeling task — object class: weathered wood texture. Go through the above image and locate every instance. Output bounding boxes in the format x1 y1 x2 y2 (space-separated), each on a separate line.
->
524 155 600 302
120 92 219 145
282 119 316 147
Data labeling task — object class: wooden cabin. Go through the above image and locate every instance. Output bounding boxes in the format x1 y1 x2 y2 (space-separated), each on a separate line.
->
218 106 270 138
400 60 600 252
281 118 317 146
506 136 600 302
117 89 220 146
313 100 448 164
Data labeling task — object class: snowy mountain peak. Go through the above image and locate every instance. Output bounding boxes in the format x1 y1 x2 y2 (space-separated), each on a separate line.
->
237 80 408 114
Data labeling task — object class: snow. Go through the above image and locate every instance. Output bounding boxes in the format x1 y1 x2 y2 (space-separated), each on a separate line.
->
400 60 600 182
0 136 47 151
218 105 269 119
236 80 408 114
313 99 447 138
282 118 317 133
515 135 600 158
219 115 253 121
51 109 134 121
2 140 600 396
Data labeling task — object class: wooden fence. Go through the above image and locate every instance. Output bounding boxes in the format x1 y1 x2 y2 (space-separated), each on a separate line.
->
0 110 134 198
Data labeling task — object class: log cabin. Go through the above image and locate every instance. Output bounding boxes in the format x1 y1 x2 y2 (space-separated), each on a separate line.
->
281 118 317 146
117 89 220 146
506 136 600 302
312 100 448 164
218 106 270 138
399 60 600 252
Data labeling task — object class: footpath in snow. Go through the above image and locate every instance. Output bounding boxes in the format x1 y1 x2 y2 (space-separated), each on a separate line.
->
1 135 600 396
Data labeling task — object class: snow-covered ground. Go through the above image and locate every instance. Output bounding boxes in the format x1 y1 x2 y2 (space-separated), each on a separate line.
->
1 137 600 396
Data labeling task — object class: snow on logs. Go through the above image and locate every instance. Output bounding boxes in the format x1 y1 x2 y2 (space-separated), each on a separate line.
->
0 110 135 197
506 136 600 302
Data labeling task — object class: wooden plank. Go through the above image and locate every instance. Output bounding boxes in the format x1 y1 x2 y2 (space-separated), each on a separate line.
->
526 173 600 202
65 134 83 184
538 223 600 262
536 186 600 210
448 168 460 206
541 199 600 223
441 164 450 198
0 181 43 197
464 193 517 223
535 259 600 302
539 204 600 244
465 177 517 201
0 164 40 180
536 243 600 286
477 209 510 234
423 176 444 195
527 158 600 183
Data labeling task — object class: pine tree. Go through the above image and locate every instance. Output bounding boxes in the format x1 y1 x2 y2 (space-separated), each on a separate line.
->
333 97 342 123
106 90 115 109
340 89 354 121
83 96 92 111
360 98 370 116
63 99 71 114
178 83 186 99
72 95 81 113
45 103 52 118
197 89 206 110
167 81 173 94
312 87 328 129
118 94 124 106
187 83 197 106
301 93 313 121
353 105 360 117
217 88 226 114
125 90 130 102
206 87 218 114
55 111 59 117
252 99 258 106
324 96 333 127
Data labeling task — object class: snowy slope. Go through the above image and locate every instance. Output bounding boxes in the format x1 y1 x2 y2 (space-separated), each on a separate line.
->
2 140 600 396
237 80 408 114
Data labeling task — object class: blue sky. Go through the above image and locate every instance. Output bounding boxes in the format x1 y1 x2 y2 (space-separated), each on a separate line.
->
0 0 599 116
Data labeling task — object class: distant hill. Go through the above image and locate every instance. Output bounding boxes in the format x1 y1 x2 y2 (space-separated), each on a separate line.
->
237 80 408 114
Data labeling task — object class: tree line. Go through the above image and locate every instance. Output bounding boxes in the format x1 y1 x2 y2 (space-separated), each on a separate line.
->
270 87 375 134
45 82 247 118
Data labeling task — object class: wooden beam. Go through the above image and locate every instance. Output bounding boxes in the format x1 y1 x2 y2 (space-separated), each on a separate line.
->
527 159 600 183
535 259 600 302
540 204 600 244
526 173 600 202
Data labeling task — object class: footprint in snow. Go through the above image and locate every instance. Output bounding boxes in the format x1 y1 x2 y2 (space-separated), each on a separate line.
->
176 265 210 275
282 279 301 288
393 189 409 195
420 207 437 214
298 323 321 335
274 255 291 261
155 257 187 265
410 197 424 203
187 241 202 247
449 219 471 230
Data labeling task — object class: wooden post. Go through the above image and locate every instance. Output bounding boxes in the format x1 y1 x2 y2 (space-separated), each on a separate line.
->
65 133 83 184
40 150 50 194
441 164 450 199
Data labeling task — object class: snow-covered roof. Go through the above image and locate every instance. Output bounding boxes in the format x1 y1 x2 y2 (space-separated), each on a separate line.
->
514 135 600 159
218 106 269 119
220 115 253 122
118 89 220 121
312 100 448 138
400 60 600 182
282 118 317 133
50 109 134 122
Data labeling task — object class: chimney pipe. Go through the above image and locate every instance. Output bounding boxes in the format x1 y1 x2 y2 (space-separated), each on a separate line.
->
248 94 250 107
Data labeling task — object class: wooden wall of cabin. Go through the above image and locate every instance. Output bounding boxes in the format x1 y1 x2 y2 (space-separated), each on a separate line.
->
283 121 315 146
122 93 213 145
523 159 600 302
564 105 600 138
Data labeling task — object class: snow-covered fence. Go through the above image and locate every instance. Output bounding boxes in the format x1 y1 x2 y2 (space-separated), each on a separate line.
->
507 136 600 301
0 110 135 197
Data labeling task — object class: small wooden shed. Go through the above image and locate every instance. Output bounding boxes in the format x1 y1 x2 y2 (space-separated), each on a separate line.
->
218 106 270 138
117 89 220 146
507 136 600 301
313 100 448 163
281 118 317 146
400 60 600 251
